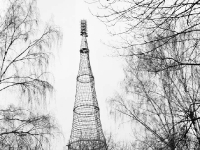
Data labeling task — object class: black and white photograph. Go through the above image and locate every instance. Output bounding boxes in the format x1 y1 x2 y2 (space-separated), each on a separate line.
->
0 0 200 150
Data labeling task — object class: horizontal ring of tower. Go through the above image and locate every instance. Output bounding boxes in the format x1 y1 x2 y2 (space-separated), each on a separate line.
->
80 48 89 53
77 74 94 83
72 122 102 128
72 123 102 131
73 105 99 115
68 139 107 150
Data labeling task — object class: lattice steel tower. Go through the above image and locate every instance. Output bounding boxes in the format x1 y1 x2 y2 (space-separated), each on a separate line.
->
68 20 107 150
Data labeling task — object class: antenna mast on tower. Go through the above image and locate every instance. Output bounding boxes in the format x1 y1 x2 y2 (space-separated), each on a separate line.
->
80 20 88 37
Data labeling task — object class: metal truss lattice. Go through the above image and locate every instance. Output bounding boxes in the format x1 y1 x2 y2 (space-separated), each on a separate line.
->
68 20 107 150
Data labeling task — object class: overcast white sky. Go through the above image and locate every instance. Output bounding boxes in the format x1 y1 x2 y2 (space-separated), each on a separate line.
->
38 0 130 149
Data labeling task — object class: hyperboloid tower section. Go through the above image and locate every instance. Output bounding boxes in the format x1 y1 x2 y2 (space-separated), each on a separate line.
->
68 20 107 150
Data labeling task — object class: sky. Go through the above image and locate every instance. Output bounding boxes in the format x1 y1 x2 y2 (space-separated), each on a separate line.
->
36 0 133 149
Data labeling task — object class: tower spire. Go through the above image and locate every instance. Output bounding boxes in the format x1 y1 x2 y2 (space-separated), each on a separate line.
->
80 20 89 53
68 20 107 150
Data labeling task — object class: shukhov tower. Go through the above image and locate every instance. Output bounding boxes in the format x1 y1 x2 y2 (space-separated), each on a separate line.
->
68 20 107 150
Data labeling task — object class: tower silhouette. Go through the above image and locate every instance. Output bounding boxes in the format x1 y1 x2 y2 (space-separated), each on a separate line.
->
68 20 107 150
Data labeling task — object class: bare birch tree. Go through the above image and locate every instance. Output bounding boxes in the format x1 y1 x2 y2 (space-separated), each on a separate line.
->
90 0 200 149
0 105 58 150
0 0 62 149
0 0 61 103
91 0 200 69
